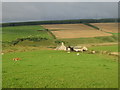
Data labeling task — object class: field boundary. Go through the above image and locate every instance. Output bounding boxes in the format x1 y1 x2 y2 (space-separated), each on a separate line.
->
45 29 56 39
84 23 118 35
84 23 100 30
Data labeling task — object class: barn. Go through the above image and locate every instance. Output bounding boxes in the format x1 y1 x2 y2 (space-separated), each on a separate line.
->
55 42 66 51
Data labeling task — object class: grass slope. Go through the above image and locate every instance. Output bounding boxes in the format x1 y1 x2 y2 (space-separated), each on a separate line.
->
2 50 118 88
2 25 53 42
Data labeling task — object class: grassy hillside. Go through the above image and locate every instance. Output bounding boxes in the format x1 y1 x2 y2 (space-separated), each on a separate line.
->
2 50 118 88
2 25 53 42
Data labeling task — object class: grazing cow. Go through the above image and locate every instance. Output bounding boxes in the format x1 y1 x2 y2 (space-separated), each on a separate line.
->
12 58 21 61
77 53 80 56
67 52 70 54
91 51 96 54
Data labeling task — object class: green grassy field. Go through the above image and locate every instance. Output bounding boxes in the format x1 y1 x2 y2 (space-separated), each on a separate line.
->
2 24 119 88
2 50 118 88
2 25 53 42
89 45 118 52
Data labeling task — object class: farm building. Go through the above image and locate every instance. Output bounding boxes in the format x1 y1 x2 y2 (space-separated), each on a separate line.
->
73 46 88 52
55 42 66 51
55 42 88 52
66 46 88 52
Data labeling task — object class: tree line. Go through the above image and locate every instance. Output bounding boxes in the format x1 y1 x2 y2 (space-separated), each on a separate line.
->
1 18 119 27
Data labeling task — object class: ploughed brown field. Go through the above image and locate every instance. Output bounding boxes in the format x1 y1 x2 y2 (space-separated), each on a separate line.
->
42 24 112 39
91 23 118 33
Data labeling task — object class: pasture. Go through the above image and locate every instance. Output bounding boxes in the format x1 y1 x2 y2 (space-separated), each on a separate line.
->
89 45 118 52
2 23 119 88
2 25 52 42
42 24 112 39
2 50 118 88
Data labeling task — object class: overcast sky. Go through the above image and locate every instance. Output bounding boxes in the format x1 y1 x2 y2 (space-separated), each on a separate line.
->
2 2 118 23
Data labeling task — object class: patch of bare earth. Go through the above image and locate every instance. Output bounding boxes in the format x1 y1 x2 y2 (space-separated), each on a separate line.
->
91 23 118 33
42 24 112 39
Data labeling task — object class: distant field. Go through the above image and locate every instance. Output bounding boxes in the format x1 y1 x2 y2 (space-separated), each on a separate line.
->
2 50 118 88
2 24 118 48
2 25 52 42
42 24 95 30
42 24 112 39
91 23 118 33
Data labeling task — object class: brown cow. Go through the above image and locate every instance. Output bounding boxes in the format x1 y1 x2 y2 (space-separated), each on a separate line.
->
12 58 21 61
